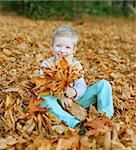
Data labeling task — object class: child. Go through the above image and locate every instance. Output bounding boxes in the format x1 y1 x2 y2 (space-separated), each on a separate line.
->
38 25 114 128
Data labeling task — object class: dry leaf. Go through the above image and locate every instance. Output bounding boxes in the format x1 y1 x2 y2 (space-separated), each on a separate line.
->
28 98 48 114
0 57 5 64
46 111 61 124
23 117 36 133
80 136 90 150
67 102 87 121
85 118 111 136
52 125 67 134
85 118 111 129
56 136 80 150
104 131 111 150
0 136 17 150
5 95 12 108
3 48 12 56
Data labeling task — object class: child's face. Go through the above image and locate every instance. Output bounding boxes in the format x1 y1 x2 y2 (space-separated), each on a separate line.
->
51 36 76 57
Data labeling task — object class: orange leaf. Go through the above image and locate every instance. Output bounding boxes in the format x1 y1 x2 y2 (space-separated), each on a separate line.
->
38 89 50 96
59 57 69 69
85 118 111 136
0 57 5 64
34 77 46 87
28 98 48 114
85 118 111 129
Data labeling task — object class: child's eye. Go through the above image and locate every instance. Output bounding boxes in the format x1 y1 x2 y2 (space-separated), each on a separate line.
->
57 45 61 47
66 47 70 49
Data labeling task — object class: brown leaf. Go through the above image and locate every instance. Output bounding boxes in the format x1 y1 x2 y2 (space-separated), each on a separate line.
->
67 102 87 121
85 119 111 136
0 57 5 64
3 48 12 56
46 111 61 124
56 136 80 150
104 131 111 150
85 118 111 129
0 136 17 150
80 136 90 150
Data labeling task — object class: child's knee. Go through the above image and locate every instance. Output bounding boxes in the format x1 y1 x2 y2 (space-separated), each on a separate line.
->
98 80 111 88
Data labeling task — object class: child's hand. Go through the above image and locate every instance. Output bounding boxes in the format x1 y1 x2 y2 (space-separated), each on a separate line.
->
59 96 73 109
61 97 73 109
65 86 77 98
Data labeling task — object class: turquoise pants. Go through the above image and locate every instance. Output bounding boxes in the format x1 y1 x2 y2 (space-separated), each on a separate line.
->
39 80 114 128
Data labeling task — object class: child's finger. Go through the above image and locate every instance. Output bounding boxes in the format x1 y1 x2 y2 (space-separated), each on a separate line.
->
61 101 66 109
64 101 69 108
69 101 73 107
67 99 73 108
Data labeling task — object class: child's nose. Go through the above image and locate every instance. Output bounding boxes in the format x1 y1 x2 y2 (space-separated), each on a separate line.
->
61 47 66 52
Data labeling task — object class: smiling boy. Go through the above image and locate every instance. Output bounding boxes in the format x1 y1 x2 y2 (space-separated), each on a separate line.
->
38 25 114 128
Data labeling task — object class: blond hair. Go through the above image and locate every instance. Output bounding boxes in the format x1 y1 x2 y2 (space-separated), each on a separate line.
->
52 25 79 46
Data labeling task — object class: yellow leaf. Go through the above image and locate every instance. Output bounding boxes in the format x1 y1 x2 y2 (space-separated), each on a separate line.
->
5 95 12 108
34 77 45 87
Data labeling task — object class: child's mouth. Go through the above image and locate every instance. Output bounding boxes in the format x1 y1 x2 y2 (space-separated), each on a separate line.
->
57 53 68 57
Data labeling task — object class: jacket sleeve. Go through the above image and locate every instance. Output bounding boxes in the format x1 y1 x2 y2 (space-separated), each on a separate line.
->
72 75 87 100
39 60 50 75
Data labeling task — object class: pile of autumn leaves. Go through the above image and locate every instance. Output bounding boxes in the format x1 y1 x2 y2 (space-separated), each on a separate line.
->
0 13 136 150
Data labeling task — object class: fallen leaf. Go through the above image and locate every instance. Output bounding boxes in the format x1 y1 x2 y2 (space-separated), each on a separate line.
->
80 136 90 150
67 102 87 121
0 136 17 150
85 118 111 129
5 95 12 108
85 118 111 136
52 125 67 134
3 48 12 56
23 117 36 133
56 136 79 150
104 131 111 150
0 57 5 64
46 111 61 124
28 97 48 114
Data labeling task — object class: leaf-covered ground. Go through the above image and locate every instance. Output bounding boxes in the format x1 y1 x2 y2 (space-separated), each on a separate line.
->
0 13 136 150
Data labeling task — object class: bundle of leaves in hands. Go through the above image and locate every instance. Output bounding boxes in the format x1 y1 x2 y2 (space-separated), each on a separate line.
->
32 56 83 97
